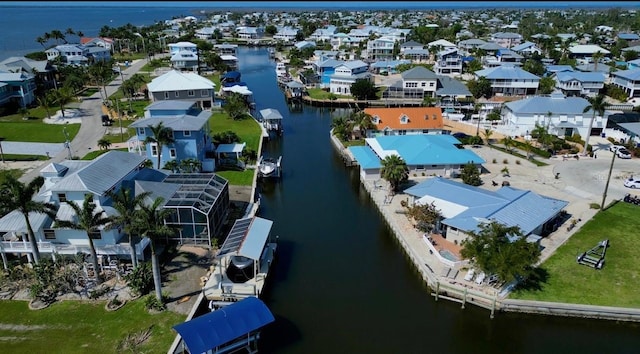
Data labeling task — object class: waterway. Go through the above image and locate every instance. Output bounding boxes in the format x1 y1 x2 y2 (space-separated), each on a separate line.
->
236 46 639 354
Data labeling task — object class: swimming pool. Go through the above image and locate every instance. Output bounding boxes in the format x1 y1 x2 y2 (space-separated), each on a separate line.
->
439 249 460 262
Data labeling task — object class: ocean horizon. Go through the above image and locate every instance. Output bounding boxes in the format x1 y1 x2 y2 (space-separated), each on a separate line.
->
0 2 636 62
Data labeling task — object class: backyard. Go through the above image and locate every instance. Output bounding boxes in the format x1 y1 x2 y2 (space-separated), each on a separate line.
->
0 300 185 353
510 202 640 308
0 106 80 143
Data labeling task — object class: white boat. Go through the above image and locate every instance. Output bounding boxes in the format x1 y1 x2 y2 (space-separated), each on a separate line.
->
258 156 282 178
275 62 288 77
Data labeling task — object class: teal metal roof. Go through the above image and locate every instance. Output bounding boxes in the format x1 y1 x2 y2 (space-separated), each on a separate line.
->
173 296 274 354
369 135 485 165
349 146 382 169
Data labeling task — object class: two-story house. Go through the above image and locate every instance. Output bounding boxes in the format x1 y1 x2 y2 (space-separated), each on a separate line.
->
366 37 396 61
45 44 88 66
0 56 57 90
0 151 231 264
308 25 337 42
610 68 640 98
0 70 37 108
502 91 610 138
474 64 540 97
168 41 197 55
214 44 238 56
433 48 463 76
236 26 264 40
490 32 523 48
511 42 542 57
170 50 199 72
80 37 114 51
313 58 343 88
401 65 439 98
273 27 300 43
147 70 216 110
554 71 605 98
363 106 445 137
329 60 371 95
129 100 216 172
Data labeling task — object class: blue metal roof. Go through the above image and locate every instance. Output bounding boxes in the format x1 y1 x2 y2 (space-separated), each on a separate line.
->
373 135 485 165
475 65 540 80
349 146 382 169
173 296 274 354
556 71 605 83
504 95 592 115
612 68 640 81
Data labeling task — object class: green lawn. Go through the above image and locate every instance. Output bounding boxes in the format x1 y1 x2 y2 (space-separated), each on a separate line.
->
0 300 185 353
82 148 128 160
306 88 350 100
0 122 80 142
209 112 261 152
215 169 256 186
510 202 640 308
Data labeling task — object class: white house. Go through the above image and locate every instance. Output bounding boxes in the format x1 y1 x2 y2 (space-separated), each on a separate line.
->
329 60 371 95
490 32 523 48
170 50 199 72
273 27 299 43
511 41 542 57
433 48 463 76
554 71 605 98
474 64 540 96
610 68 640 98
168 41 197 55
366 37 395 61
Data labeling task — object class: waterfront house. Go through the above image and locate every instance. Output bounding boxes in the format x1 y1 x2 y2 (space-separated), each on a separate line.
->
195 26 217 40
404 177 568 245
147 70 216 110
474 64 540 97
363 107 445 137
80 37 114 50
129 100 216 172
294 41 316 51
435 75 474 111
273 27 300 43
501 91 610 138
313 58 343 88
170 50 199 72
236 26 264 40
329 60 371 95
0 56 57 89
554 71 605 98
610 68 640 99
0 70 36 108
366 37 396 61
433 48 463 76
168 41 197 55
370 59 411 74
214 43 238 56
348 135 485 180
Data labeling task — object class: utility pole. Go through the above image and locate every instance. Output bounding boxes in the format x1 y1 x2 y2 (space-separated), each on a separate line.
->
0 137 5 163
601 150 617 210
62 126 72 159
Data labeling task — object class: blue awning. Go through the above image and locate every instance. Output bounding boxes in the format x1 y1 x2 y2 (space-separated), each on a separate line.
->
173 297 275 354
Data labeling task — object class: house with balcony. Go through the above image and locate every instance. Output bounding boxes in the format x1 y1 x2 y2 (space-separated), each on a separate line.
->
433 48 463 76
474 64 540 97
489 32 523 48
610 68 640 98
329 60 371 95
0 150 231 264
128 100 216 172
170 50 199 71
554 71 605 97
236 27 263 40
273 27 300 43
168 41 197 55
366 37 395 61
0 56 57 90
80 37 114 50
382 66 439 101
428 39 457 52
348 135 485 180
363 106 445 137
568 45 611 61
85 45 112 64
511 41 542 57
0 70 36 108
330 33 360 50
147 70 216 110
214 44 238 56
313 58 343 88
502 91 611 138
309 25 337 42
457 38 487 54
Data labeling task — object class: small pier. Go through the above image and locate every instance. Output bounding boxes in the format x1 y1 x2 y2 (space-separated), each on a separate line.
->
259 108 284 136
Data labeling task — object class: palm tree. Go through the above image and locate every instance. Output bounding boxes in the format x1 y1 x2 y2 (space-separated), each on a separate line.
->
353 111 375 139
50 29 65 44
481 128 494 145
37 93 55 120
501 136 514 153
131 197 177 302
380 154 409 193
36 36 47 49
163 159 179 173
144 122 175 169
0 176 57 265
97 138 112 151
582 94 609 156
106 188 152 269
592 50 604 72
52 87 74 118
180 158 202 173
55 194 112 284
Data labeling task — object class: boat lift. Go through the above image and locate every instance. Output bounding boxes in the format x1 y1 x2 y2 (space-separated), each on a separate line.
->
257 156 282 178
576 239 609 270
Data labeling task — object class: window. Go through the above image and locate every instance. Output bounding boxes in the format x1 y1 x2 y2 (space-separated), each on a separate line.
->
429 82 435 87
399 130 407 135
416 165 425 170
201 90 209 96
58 193 67 202
164 92 169 99
174 91 179 97
170 148 177 158
421 82 426 87
150 143 158 157
188 90 195 97
184 130 191 137
89 230 102 240
44 229 56 240
138 128 145 135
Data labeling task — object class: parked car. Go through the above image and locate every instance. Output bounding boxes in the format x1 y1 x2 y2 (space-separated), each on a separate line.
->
624 178 640 189
616 148 632 159
610 145 624 152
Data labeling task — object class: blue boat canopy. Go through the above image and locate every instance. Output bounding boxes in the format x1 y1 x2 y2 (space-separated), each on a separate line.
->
173 297 275 354
223 71 241 81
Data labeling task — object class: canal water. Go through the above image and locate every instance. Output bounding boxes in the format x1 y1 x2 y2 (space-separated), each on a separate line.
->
236 46 639 353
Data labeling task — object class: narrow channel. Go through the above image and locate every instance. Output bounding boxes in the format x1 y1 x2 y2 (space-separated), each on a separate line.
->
236 46 639 354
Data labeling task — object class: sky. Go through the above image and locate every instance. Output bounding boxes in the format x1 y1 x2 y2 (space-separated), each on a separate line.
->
1 1 639 8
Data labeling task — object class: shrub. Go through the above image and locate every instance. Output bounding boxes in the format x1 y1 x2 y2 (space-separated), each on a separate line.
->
143 293 168 311
124 262 153 297
492 158 497 163
516 160 521 165
503 159 509 164
590 203 601 209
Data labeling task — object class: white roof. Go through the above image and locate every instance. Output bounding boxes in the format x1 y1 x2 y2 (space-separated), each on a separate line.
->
222 85 252 95
428 39 456 48
220 55 238 61
147 70 215 92
569 45 610 55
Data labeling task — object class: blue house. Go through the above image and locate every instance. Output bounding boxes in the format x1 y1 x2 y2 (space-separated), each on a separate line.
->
129 100 216 172
348 135 485 180
404 177 569 245
0 70 37 108
313 58 343 88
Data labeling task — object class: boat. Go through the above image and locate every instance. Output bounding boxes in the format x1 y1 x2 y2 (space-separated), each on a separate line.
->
258 156 282 178
202 216 278 304
268 47 275 58
275 62 288 77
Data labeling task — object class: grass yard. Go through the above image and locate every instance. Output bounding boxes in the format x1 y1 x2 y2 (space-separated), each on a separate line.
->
82 148 128 160
510 202 640 308
306 88 350 100
0 122 80 142
0 300 185 353
215 169 256 186
209 112 261 152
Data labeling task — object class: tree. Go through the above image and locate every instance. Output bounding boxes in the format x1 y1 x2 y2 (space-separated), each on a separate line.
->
97 138 112 151
330 115 351 141
380 154 408 193
481 128 494 145
591 50 604 72
460 162 482 186
180 158 202 173
37 92 56 120
106 188 152 269
144 121 175 169
501 136 514 153
624 50 638 62
211 130 240 146
50 29 65 44
55 194 112 284
350 79 377 100
222 92 248 120
163 160 180 173
465 59 483 73
404 200 442 233
131 197 177 303
582 94 609 156
51 87 74 118
538 76 556 94
468 76 492 99
0 176 57 264
352 110 375 138
265 25 277 36
36 36 47 49
460 221 541 285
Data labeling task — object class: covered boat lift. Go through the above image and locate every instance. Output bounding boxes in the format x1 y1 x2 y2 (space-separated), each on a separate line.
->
259 108 283 133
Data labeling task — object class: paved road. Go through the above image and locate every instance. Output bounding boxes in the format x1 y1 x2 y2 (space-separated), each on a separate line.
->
17 58 153 184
